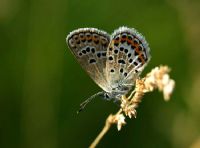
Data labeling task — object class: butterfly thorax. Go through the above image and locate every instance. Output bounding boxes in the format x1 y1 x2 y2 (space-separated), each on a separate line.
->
102 84 133 100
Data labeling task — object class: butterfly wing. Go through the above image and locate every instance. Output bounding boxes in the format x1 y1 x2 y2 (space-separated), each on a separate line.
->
106 26 150 93
66 28 111 92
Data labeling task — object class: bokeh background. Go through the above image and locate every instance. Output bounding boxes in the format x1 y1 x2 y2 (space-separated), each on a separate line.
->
1 0 200 147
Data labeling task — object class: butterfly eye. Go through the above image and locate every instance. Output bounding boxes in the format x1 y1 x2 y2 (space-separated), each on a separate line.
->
104 93 110 99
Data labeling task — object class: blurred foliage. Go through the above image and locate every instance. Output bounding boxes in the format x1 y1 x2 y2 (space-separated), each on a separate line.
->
0 0 200 147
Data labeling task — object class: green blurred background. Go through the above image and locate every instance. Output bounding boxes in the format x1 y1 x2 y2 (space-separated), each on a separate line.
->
1 0 200 147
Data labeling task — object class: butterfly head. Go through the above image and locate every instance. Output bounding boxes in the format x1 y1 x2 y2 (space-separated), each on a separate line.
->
99 92 113 100
100 84 132 101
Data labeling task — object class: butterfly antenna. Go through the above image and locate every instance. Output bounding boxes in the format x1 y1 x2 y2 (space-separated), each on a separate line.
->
77 91 104 114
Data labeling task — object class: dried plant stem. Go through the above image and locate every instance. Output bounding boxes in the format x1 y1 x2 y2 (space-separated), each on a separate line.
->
89 110 122 148
89 115 113 148
89 66 175 148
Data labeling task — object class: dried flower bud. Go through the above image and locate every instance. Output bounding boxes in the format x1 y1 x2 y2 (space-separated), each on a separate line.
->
163 79 175 101
113 114 126 131
120 66 175 123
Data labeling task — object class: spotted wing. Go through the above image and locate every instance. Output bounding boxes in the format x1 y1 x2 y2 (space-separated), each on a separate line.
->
66 28 110 91
106 26 150 92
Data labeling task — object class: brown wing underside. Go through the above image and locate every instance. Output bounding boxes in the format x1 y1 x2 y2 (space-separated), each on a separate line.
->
67 28 111 91
106 27 150 89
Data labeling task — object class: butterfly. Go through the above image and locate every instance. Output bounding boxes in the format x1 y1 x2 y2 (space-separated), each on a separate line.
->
66 26 150 112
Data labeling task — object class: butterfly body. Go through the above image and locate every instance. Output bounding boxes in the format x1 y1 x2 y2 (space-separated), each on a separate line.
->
66 26 150 105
